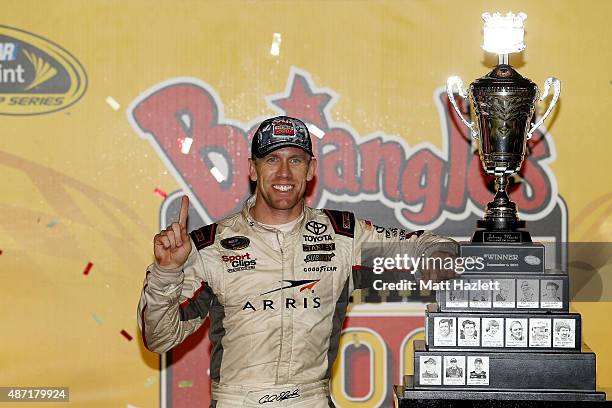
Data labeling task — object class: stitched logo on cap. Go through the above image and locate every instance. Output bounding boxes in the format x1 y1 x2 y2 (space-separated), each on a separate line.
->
272 120 295 137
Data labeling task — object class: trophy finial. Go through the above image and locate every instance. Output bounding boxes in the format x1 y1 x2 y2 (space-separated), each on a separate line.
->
482 11 527 56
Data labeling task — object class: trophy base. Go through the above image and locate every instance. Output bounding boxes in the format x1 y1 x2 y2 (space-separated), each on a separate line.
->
396 381 607 404
425 304 579 351
437 271 564 312
412 340 597 391
473 219 532 243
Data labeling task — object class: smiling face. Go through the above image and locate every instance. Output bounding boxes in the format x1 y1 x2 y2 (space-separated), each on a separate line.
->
249 147 316 222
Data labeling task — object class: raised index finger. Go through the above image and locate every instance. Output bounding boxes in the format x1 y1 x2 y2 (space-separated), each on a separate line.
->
178 195 189 227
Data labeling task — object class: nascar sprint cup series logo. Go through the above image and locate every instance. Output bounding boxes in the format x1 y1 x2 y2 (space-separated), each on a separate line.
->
0 26 87 115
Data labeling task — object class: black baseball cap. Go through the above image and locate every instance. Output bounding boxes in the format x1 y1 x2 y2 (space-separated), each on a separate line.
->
251 116 314 158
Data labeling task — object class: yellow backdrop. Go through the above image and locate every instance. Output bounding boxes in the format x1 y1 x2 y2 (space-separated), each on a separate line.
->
1 0 611 407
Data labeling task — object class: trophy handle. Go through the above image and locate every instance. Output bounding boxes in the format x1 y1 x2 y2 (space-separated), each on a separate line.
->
446 76 477 139
527 77 561 139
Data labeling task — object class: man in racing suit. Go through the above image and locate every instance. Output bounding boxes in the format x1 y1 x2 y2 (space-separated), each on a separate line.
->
137 116 456 407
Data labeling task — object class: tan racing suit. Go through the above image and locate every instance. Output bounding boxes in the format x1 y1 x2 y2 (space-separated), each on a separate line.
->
137 195 451 407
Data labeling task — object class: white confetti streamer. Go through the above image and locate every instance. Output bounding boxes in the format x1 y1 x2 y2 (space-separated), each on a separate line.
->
105 96 120 111
270 33 282 56
181 137 193 154
307 124 325 139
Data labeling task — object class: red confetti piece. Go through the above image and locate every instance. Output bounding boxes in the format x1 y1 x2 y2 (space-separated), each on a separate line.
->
154 188 168 199
121 330 133 341
83 261 93 275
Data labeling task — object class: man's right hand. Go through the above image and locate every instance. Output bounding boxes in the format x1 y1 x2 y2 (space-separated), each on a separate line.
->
154 195 192 270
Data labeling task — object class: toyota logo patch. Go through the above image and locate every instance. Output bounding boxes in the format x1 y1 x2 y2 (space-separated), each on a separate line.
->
305 221 327 235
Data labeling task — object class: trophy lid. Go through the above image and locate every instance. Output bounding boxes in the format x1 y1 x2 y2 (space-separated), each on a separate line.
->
471 64 537 93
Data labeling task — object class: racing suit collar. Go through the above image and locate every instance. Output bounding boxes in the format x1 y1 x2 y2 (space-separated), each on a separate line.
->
241 194 309 236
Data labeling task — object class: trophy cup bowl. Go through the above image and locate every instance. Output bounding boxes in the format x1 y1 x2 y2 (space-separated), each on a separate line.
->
470 64 537 240
446 12 560 243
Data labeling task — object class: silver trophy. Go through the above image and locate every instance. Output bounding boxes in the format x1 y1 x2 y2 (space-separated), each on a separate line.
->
447 12 560 243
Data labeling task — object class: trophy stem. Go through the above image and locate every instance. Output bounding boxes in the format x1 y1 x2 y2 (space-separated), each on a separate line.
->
473 175 532 243
498 53 509 65
485 175 519 224
496 174 508 193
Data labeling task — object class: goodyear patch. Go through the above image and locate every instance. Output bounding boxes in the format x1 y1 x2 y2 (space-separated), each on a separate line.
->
0 26 87 115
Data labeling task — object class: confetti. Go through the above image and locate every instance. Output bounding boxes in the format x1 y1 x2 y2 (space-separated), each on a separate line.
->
47 218 60 228
181 137 193 154
106 96 120 111
177 380 193 388
210 166 226 183
270 33 282 56
120 329 133 341
179 113 193 154
83 261 93 275
91 313 104 325
307 124 325 139
144 376 155 388
352 333 362 348
154 188 168 199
